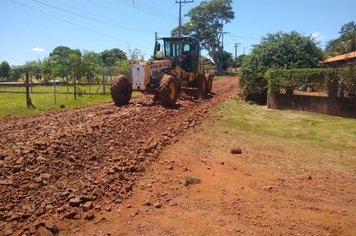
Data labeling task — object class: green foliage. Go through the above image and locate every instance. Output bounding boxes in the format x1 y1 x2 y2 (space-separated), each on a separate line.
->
202 56 215 72
221 51 233 73
266 68 329 92
325 21 356 54
127 48 144 61
68 49 83 78
240 31 324 95
0 61 11 79
23 60 42 79
9 66 22 81
48 46 73 78
172 0 234 73
232 54 247 68
266 67 356 92
82 51 100 77
40 58 53 81
117 60 131 77
99 48 127 67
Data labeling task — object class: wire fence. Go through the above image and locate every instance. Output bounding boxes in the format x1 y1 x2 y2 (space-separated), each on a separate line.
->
0 81 109 95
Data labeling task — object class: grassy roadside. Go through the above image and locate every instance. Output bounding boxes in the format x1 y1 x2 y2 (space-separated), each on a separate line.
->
0 93 112 118
198 99 356 173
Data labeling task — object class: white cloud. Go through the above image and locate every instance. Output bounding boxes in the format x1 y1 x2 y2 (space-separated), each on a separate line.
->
310 32 324 41
32 47 44 52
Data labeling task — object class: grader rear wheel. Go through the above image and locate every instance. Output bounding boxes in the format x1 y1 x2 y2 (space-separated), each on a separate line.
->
159 75 178 106
197 75 207 98
111 76 132 106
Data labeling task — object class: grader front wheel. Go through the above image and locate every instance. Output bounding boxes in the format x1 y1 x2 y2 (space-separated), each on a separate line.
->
159 75 178 106
111 76 132 106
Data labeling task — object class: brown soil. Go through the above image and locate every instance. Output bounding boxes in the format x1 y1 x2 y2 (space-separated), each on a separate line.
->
1 76 355 236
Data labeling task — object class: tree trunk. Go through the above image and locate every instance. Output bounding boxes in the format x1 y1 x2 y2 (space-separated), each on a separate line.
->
211 51 224 74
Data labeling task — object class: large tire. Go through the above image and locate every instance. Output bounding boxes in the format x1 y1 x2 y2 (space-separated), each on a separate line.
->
111 76 132 106
206 74 213 94
197 75 207 98
159 75 178 106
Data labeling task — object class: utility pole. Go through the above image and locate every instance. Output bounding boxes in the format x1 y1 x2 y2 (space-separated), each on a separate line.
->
243 47 247 55
153 32 158 57
234 43 241 60
176 0 193 36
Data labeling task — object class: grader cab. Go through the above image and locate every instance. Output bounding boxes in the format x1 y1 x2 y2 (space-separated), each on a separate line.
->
110 36 213 106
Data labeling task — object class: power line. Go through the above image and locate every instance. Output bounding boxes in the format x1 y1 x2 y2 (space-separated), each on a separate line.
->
52 0 152 33
135 0 164 16
30 0 152 34
228 34 262 40
9 0 129 43
116 0 173 22
116 0 159 18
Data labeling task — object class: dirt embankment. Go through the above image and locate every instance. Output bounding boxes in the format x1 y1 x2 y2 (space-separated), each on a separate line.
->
0 77 237 235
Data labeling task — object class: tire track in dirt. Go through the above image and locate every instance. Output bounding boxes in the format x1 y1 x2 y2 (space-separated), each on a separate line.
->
0 77 237 235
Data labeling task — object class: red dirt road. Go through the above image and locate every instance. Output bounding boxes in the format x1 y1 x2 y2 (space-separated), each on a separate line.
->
0 77 236 235
1 76 355 235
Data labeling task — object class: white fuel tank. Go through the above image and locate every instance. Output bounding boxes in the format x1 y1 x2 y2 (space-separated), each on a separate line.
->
131 64 146 90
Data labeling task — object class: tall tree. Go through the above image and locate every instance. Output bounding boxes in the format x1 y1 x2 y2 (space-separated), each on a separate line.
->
40 57 54 81
23 60 42 80
9 66 22 81
240 31 324 96
82 51 100 77
49 46 73 79
68 49 82 100
325 21 356 55
172 0 234 73
99 48 127 79
99 48 127 67
0 61 11 80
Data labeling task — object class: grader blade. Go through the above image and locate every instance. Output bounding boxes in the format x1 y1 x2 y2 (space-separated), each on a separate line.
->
181 87 200 100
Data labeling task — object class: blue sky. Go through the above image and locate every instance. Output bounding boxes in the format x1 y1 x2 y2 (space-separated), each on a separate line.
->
1 0 355 65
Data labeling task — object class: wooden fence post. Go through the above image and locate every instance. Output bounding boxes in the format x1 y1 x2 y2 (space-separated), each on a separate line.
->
74 76 77 100
102 74 106 94
25 72 35 108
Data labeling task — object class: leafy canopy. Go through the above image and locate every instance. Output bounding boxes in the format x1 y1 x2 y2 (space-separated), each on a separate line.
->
172 0 234 73
240 31 324 95
0 61 11 79
325 21 356 55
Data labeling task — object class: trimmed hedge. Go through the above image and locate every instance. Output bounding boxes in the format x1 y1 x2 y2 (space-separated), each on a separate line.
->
266 67 356 93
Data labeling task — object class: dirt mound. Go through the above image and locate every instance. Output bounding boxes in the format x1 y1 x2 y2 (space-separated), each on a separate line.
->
0 77 237 234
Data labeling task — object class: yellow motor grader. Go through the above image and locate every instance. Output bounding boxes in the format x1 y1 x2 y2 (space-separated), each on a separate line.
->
110 36 213 106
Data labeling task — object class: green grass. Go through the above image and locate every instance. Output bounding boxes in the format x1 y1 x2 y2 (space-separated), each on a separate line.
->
199 99 356 173
0 92 112 118
211 99 356 150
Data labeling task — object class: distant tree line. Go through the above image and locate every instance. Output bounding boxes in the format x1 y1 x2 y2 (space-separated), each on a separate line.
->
0 46 145 83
